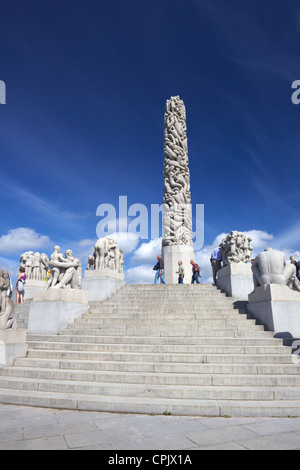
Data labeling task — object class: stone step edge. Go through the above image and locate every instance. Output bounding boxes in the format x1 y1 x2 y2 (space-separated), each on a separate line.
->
12 357 300 373
26 334 283 343
1 388 300 416
3 366 300 384
25 349 293 361
2 375 300 398
26 341 289 353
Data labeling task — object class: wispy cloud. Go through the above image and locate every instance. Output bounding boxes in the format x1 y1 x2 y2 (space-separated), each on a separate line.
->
0 180 91 231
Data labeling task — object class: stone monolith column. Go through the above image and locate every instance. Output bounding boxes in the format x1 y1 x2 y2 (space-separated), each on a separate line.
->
162 96 195 284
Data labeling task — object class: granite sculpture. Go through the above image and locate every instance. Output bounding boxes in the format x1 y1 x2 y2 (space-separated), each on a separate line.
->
252 248 300 292
47 246 82 289
89 237 124 273
220 231 253 265
161 96 195 284
162 96 193 247
0 270 16 330
20 251 49 281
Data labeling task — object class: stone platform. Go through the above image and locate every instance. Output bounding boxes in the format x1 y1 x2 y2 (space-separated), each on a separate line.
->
1 284 300 417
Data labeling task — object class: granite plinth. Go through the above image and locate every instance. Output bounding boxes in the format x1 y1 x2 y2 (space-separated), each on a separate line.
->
247 284 300 337
28 289 89 334
0 329 28 366
23 280 48 301
217 263 254 300
162 245 195 284
82 270 125 301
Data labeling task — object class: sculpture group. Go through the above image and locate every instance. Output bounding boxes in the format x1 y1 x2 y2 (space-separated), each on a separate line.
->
86 236 124 273
47 246 82 289
220 231 253 265
20 252 49 281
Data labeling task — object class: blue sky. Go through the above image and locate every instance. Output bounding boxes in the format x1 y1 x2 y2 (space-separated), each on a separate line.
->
0 0 300 283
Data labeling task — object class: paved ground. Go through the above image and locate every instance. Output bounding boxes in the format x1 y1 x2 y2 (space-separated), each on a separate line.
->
1 403 300 450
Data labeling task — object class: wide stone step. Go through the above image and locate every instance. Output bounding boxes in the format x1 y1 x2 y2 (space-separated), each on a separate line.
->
1 375 300 401
26 333 283 346
25 348 293 364
3 366 300 387
26 340 290 355
98 295 233 308
61 327 271 337
72 319 259 330
90 304 237 310
0 388 300 417
12 356 299 375
81 310 247 322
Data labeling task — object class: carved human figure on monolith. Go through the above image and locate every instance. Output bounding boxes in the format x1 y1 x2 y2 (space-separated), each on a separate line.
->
161 96 195 284
162 96 193 247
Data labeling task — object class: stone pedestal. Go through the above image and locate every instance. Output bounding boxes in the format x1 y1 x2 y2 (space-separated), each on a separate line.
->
82 269 125 302
28 289 89 334
247 284 300 336
24 280 48 301
0 329 28 366
217 263 254 300
162 245 195 284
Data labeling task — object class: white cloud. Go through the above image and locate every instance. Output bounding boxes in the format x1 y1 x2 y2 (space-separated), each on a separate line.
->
132 238 162 264
125 264 155 284
243 230 273 255
76 238 96 248
0 228 51 255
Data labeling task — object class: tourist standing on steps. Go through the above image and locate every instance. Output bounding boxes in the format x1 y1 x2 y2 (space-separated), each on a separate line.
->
16 266 26 304
210 245 222 286
153 255 167 284
176 261 184 284
190 260 201 284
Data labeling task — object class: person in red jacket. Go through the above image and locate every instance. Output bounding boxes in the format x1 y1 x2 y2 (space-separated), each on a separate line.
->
190 260 201 284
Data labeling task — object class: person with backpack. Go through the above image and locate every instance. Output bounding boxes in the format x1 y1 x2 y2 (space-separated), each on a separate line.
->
153 255 167 284
190 260 201 284
16 266 26 304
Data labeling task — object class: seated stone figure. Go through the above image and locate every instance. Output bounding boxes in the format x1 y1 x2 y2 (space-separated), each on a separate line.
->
48 247 82 290
252 248 300 292
0 270 17 329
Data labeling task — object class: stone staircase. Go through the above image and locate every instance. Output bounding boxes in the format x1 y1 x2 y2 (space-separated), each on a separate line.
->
1 284 300 416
